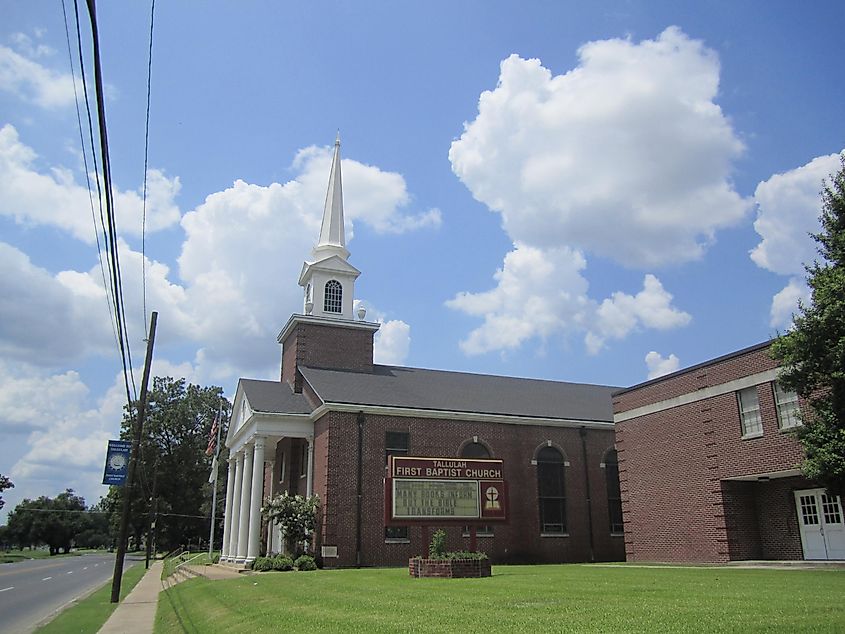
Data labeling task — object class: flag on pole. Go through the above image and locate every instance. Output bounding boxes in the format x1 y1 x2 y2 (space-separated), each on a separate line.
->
205 414 218 456
208 454 218 483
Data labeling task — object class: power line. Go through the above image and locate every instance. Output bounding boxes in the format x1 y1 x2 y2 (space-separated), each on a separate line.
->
60 0 120 355
141 0 156 328
84 0 138 408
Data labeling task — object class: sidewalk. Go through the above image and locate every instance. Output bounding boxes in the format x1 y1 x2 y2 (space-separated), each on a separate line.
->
97 561 243 634
98 560 163 634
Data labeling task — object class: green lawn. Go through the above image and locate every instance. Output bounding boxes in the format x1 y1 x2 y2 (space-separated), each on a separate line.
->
36 562 146 633
155 564 845 633
0 549 82 564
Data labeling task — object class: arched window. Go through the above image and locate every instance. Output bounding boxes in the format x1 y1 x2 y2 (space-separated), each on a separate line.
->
324 280 342 313
461 441 492 537
537 446 566 534
461 442 490 459
604 449 623 534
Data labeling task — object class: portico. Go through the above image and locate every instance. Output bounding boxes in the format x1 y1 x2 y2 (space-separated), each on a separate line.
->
219 385 314 564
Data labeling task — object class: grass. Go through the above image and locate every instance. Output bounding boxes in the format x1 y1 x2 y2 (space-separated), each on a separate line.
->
36 561 147 633
154 564 845 633
162 550 219 580
0 549 83 564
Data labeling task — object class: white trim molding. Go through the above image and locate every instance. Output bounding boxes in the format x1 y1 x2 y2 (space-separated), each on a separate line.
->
614 368 780 423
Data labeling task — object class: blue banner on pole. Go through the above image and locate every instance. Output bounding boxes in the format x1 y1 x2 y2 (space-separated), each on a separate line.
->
103 440 132 486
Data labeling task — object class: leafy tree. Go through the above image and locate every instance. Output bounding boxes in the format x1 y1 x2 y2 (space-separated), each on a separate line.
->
5 490 90 554
0 473 13 511
262 492 319 555
772 156 845 496
109 377 230 552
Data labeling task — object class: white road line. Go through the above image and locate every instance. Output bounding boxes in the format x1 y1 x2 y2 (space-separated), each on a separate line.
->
82 566 88 570
42 577 52 581
66 571 73 575
0 587 13 593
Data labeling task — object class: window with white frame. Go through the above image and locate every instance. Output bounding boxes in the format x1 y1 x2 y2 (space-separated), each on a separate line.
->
324 280 342 313
737 386 763 437
774 382 801 429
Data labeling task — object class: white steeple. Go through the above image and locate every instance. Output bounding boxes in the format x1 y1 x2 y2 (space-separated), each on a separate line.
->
298 133 361 321
313 132 350 261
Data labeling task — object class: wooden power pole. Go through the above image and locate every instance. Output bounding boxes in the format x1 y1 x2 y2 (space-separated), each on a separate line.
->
111 311 157 603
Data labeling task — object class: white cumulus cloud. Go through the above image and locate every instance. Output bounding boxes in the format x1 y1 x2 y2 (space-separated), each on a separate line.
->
0 125 182 243
769 277 811 330
587 274 691 354
449 27 749 268
751 151 843 328
354 300 411 366
0 42 75 108
645 351 681 380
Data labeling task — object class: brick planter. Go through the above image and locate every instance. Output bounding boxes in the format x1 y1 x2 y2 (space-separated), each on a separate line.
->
409 558 491 578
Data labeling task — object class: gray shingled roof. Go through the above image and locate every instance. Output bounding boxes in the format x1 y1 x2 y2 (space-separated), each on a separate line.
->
300 365 617 422
239 378 312 414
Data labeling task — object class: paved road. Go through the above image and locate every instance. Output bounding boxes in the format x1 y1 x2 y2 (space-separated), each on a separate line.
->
0 552 141 633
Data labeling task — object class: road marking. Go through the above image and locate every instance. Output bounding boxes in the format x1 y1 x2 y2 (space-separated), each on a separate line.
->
0 587 13 593
82 566 88 570
43 577 52 581
66 571 73 575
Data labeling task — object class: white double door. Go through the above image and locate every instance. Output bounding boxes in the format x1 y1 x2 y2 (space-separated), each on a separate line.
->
795 488 845 560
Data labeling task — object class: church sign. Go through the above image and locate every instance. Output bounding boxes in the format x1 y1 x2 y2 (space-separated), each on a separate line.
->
385 456 508 524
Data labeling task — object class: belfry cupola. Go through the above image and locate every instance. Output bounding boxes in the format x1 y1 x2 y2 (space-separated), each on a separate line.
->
298 133 361 321
279 134 379 391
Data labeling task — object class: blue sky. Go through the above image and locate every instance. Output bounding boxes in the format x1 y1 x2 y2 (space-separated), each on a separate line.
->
1 1 843 520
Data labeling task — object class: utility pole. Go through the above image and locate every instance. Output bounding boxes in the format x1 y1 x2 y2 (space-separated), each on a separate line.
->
111 311 157 603
144 462 159 570
208 399 223 559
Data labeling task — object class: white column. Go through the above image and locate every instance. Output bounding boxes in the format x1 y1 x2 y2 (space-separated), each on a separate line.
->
306 435 314 497
247 437 266 561
237 443 254 561
227 451 244 562
265 459 275 555
220 458 236 560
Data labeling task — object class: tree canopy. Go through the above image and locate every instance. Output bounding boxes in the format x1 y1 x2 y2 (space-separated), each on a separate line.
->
0 473 12 511
109 376 230 552
5 489 89 554
771 155 845 496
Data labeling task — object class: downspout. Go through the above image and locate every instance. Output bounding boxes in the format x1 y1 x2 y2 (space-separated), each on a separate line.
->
579 426 596 563
355 411 365 567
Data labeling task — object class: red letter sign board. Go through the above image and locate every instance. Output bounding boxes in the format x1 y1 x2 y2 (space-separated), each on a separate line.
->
384 456 508 525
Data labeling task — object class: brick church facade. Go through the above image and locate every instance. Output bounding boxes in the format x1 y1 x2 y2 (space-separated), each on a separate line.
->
218 137 625 567
217 136 843 567
614 341 845 562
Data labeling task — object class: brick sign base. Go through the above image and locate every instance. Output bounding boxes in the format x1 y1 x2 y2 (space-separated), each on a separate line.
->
408 557 492 578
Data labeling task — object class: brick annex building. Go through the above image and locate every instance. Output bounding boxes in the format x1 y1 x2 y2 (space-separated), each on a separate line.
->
614 342 845 562
218 138 626 567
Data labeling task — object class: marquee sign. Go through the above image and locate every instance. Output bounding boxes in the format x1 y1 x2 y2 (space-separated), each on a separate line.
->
385 456 508 524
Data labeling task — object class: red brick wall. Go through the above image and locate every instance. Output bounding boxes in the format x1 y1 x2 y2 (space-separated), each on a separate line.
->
280 321 374 391
721 480 761 560
756 477 804 560
313 411 624 568
615 344 810 562
613 342 777 413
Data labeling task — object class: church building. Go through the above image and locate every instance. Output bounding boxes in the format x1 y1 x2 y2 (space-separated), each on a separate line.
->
614 342 845 562
218 138 626 567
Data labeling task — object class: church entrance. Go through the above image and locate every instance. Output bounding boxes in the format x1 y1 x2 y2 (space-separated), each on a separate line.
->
794 488 845 560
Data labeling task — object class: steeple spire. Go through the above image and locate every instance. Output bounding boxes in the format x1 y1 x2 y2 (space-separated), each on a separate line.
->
313 132 349 260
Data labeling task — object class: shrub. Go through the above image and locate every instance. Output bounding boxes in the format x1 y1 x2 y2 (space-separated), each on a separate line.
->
445 550 488 561
272 555 294 571
251 556 274 572
210 554 220 564
429 529 447 559
295 554 317 571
